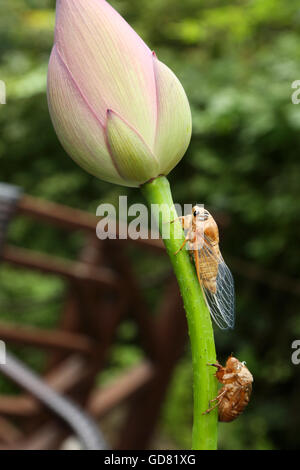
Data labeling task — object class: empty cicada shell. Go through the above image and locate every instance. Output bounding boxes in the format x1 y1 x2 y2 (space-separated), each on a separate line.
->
203 356 253 422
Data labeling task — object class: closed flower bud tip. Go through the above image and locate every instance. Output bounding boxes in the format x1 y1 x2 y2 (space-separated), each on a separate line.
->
47 0 192 187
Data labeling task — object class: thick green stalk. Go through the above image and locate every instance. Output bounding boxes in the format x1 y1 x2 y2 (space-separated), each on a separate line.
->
141 175 218 450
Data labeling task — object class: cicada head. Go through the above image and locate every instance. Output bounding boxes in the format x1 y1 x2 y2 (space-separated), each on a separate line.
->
191 206 219 244
225 356 242 372
192 205 210 222
225 356 253 383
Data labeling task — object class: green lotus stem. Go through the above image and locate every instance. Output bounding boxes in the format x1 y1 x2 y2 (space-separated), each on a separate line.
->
141 175 218 450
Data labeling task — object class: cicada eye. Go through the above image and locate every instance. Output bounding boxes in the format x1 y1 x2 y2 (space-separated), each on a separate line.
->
242 361 247 366
193 210 199 217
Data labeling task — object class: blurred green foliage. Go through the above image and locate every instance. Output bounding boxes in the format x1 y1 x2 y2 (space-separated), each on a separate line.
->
0 0 300 449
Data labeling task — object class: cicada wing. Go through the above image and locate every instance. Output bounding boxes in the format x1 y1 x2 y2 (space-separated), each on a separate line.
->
202 260 235 329
197 237 235 330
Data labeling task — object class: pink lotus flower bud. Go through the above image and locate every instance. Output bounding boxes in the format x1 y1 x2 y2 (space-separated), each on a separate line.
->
47 0 192 187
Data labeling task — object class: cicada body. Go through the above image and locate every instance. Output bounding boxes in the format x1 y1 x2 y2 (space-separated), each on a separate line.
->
175 205 235 329
203 356 253 422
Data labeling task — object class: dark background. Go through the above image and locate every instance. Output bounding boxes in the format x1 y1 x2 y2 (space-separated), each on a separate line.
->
0 0 300 449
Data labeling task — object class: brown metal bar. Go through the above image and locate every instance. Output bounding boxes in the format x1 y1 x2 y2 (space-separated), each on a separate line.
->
0 422 67 450
106 242 158 360
88 361 154 417
20 423 67 450
0 395 37 416
18 195 99 232
45 285 84 371
2 245 117 288
0 324 95 355
18 195 163 252
0 416 24 444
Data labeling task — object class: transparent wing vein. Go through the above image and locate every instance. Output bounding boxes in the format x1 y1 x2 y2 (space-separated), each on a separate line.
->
198 236 235 329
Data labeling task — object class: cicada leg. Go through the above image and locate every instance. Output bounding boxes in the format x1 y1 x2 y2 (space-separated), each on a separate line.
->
207 362 222 375
202 389 226 415
170 214 193 231
169 216 185 226
170 214 194 256
202 403 219 415
207 362 222 369
174 238 188 255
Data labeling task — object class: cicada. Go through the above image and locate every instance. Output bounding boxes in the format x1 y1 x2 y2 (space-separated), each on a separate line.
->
173 205 235 329
203 356 253 422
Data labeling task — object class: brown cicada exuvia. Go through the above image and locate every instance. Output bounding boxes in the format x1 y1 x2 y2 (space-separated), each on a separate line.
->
203 356 253 422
